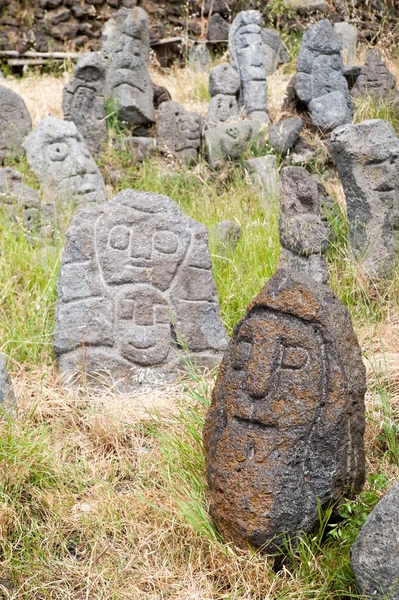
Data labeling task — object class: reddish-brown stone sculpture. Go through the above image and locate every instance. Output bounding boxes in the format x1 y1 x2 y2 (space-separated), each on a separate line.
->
204 269 366 551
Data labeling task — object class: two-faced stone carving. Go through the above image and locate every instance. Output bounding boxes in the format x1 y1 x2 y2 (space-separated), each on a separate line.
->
205 120 262 168
24 116 107 207
0 86 32 161
63 52 107 155
331 119 399 278
204 268 366 550
279 166 329 284
104 7 154 128
158 101 202 164
294 20 352 131
54 189 228 387
229 11 268 123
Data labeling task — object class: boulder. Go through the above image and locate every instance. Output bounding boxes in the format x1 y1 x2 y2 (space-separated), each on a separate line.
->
278 166 329 284
331 119 399 277
229 11 268 123
268 116 303 155
351 482 399 600
54 188 228 387
157 101 202 164
261 28 289 76
209 63 241 97
207 13 229 42
0 86 31 161
351 50 399 101
294 20 352 131
204 120 262 169
62 52 107 155
24 116 107 207
333 22 357 65
206 94 239 128
204 268 366 551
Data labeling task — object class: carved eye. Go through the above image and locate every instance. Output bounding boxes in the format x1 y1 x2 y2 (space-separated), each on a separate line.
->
47 142 69 161
231 341 251 370
281 347 308 370
153 231 179 254
109 225 130 250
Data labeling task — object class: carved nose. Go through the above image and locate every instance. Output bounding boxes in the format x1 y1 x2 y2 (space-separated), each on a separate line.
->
246 339 279 398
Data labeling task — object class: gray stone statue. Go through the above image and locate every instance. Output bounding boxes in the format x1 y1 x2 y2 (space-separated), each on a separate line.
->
24 117 107 207
331 119 399 278
104 7 155 129
229 10 268 123
279 167 329 284
157 101 202 164
63 52 107 155
0 86 32 161
206 94 239 128
54 189 228 388
205 120 262 168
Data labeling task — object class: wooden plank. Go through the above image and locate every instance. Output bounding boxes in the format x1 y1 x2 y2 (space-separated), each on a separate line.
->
0 50 79 58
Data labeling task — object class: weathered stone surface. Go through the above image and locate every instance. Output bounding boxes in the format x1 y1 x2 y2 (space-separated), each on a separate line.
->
0 354 15 407
188 43 212 73
54 188 228 387
203 0 235 17
209 63 241 97
243 155 278 212
204 268 366 551
104 7 155 128
334 22 357 64
331 119 399 277
261 28 288 77
206 94 239 128
351 482 399 600
152 82 172 108
0 166 43 230
229 11 268 122
351 50 398 99
209 220 240 257
294 20 352 131
0 86 32 161
269 116 303 155
283 0 329 12
279 167 329 284
205 120 262 169
63 52 107 155
24 116 107 207
207 13 229 41
158 101 202 164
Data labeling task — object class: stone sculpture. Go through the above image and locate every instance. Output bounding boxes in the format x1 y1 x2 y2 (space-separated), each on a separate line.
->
24 117 107 207
0 86 32 161
104 7 155 129
294 20 352 131
0 354 15 408
209 220 241 258
261 28 289 77
206 94 239 128
207 14 229 42
351 482 399 600
205 120 262 169
209 63 241 97
331 119 399 277
268 116 303 155
54 189 228 387
204 268 366 551
351 51 399 106
0 167 42 231
243 155 278 213
229 11 268 123
157 101 202 164
62 52 107 155
279 166 329 284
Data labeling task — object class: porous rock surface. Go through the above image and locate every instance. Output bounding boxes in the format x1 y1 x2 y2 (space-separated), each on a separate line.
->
279 166 329 284
157 101 202 164
351 50 399 103
204 268 366 550
206 94 239 128
209 63 241 97
63 52 107 154
331 119 399 277
229 10 268 122
294 19 352 131
205 120 262 168
261 28 289 76
0 354 15 407
268 116 303 155
54 188 228 387
351 482 399 600
24 116 107 207
0 86 32 161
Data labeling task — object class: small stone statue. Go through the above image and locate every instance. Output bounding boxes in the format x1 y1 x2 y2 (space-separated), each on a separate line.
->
157 101 202 164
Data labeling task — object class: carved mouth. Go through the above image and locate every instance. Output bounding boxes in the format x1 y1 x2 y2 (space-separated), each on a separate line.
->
233 416 277 430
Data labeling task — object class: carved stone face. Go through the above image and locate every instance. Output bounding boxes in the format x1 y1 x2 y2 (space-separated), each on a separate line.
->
95 198 191 290
234 23 266 82
115 285 171 366
176 111 202 152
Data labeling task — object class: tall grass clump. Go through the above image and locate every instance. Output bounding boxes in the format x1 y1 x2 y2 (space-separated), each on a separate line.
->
353 93 399 133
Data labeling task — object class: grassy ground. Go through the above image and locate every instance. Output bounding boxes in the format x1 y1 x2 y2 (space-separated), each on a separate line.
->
1 49 399 598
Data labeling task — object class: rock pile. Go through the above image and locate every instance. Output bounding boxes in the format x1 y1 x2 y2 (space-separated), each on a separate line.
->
204 268 366 551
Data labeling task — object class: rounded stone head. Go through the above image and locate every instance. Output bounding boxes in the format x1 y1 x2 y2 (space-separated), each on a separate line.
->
229 10 266 82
